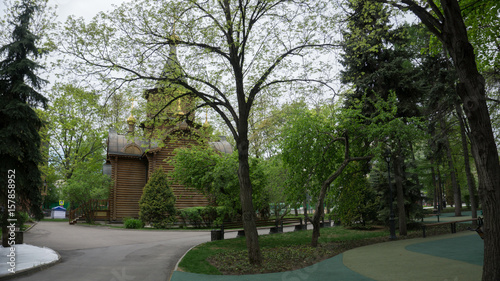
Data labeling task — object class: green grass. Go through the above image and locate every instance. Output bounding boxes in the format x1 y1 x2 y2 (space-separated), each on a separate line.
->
178 226 391 275
40 218 69 222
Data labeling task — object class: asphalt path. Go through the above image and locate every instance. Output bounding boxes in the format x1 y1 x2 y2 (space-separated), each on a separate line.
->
11 221 212 281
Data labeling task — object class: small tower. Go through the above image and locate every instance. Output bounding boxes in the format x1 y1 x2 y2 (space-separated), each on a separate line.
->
144 32 196 128
127 113 136 135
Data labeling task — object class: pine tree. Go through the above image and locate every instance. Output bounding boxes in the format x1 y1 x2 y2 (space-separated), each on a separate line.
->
0 0 48 246
339 1 427 236
139 168 176 228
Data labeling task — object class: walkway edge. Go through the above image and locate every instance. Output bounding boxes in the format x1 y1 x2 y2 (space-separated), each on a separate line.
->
170 244 199 281
0 248 62 281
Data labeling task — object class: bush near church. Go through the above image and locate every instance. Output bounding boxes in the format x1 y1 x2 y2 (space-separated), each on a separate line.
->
139 168 177 228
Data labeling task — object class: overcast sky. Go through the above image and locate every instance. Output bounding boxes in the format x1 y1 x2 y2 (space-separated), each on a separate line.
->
51 0 127 21
0 0 127 22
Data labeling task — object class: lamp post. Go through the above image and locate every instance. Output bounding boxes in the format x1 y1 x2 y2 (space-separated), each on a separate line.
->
384 149 397 240
435 175 440 215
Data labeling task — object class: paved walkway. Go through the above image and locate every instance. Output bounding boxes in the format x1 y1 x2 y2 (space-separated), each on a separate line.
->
171 212 484 281
4 221 212 281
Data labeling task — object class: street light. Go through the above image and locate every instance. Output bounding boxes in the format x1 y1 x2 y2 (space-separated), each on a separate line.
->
435 175 440 214
383 149 397 240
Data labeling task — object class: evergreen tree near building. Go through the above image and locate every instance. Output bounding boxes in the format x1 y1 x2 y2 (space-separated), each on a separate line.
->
139 168 176 228
0 0 48 246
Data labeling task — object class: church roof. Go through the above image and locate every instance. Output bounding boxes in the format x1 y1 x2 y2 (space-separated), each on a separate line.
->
106 128 153 157
209 136 233 154
107 128 233 157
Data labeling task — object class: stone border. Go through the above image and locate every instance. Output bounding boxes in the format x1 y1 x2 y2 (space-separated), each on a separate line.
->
169 244 198 281
0 250 62 280
0 222 63 280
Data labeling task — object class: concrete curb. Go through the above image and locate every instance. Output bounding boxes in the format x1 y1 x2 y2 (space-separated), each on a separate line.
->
0 248 62 281
23 221 37 232
0 222 63 280
169 244 199 281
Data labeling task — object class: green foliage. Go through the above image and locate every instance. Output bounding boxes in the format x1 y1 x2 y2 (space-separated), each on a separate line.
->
123 218 144 229
170 147 269 220
460 0 500 74
179 207 203 228
178 206 224 228
0 0 48 107
1 211 30 231
62 161 111 223
261 157 290 220
139 168 177 229
42 84 107 180
0 0 53 221
332 163 379 226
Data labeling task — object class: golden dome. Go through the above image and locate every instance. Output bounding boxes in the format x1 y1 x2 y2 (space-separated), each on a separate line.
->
127 113 136 124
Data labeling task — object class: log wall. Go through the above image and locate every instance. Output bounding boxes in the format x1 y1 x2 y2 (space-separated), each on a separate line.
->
147 137 209 210
109 136 209 221
110 157 147 220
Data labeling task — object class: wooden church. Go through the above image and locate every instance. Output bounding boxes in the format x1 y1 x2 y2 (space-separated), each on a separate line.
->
104 38 232 222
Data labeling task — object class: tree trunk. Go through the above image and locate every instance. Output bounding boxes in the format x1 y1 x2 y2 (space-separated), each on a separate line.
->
393 154 407 235
303 196 309 224
311 181 328 247
439 2 500 278
436 165 444 212
455 103 477 223
237 139 262 265
430 162 438 211
440 119 462 216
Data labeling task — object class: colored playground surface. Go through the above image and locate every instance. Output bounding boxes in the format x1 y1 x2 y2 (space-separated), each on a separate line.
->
171 212 483 281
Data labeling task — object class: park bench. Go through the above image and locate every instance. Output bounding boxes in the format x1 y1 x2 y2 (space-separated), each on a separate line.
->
421 218 478 238
211 216 330 241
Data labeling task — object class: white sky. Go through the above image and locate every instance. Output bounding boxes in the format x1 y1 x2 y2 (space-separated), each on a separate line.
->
0 0 127 21
51 0 127 21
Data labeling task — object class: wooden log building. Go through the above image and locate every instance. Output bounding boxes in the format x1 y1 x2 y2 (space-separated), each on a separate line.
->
103 36 233 222
105 126 232 222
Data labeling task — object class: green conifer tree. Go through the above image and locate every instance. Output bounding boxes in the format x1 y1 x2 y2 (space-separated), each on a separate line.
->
139 168 176 228
0 0 48 246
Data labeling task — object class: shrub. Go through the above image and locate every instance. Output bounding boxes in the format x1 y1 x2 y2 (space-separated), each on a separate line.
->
179 206 229 228
139 168 177 229
200 206 218 227
179 208 203 228
124 218 144 229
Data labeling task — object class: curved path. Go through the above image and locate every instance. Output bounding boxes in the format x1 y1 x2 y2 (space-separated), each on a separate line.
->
10 221 212 281
171 232 483 281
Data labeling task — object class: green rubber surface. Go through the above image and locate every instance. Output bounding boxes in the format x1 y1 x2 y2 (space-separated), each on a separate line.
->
343 232 482 281
171 213 484 281
406 234 483 266
171 254 373 281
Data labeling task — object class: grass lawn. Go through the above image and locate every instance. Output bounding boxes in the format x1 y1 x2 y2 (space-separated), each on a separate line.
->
40 218 69 222
178 226 396 275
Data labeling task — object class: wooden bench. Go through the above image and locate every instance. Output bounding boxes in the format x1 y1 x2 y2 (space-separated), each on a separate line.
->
422 218 478 238
211 217 332 241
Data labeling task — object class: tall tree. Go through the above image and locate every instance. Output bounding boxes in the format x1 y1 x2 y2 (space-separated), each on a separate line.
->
280 103 371 247
42 84 107 180
377 1 500 278
340 1 425 235
0 0 50 247
61 0 337 264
